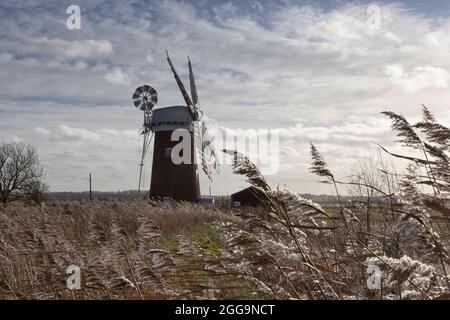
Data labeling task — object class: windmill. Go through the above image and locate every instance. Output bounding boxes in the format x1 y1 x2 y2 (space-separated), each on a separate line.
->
133 51 219 201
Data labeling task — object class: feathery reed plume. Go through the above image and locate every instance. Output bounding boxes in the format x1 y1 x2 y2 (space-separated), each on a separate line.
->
222 149 270 191
136 217 161 251
309 143 334 183
414 106 450 149
381 111 423 149
267 189 329 228
365 255 445 299
382 110 444 196
393 207 448 263
399 164 422 204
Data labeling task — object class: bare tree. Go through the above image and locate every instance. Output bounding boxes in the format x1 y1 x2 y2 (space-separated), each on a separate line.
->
25 180 49 204
348 157 383 233
0 142 45 205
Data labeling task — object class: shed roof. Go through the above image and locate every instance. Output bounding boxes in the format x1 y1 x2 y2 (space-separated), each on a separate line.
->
231 186 266 207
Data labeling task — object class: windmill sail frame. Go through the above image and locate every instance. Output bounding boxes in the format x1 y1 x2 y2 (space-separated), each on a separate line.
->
166 50 219 181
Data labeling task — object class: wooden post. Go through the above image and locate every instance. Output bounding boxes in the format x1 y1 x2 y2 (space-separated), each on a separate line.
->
89 173 92 201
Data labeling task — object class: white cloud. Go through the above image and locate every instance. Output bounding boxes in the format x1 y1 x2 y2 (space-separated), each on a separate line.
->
59 125 101 141
104 67 131 86
33 37 113 58
34 127 51 137
146 53 154 63
0 52 14 62
384 64 450 93
57 125 135 144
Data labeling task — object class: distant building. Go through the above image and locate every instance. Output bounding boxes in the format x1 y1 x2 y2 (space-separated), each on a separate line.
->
199 196 215 205
230 186 265 208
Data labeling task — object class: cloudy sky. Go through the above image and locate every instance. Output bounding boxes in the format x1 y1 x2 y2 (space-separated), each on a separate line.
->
1 0 450 195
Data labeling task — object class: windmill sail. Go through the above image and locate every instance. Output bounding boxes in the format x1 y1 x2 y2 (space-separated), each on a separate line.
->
166 50 198 119
166 52 219 181
199 121 219 180
188 57 199 107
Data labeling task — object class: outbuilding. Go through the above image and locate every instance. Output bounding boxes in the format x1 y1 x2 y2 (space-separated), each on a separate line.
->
230 186 265 208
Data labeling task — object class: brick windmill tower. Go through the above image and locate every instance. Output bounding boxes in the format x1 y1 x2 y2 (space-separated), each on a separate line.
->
132 51 218 202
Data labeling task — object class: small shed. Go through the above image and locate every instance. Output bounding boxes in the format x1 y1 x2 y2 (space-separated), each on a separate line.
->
230 186 265 208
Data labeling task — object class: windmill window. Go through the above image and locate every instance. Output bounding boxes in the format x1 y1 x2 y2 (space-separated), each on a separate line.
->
165 147 173 158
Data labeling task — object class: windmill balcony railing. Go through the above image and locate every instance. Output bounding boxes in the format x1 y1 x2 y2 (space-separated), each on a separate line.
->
152 121 190 126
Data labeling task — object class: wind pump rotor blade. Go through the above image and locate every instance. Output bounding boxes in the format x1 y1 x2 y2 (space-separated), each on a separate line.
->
166 50 198 119
132 85 158 112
